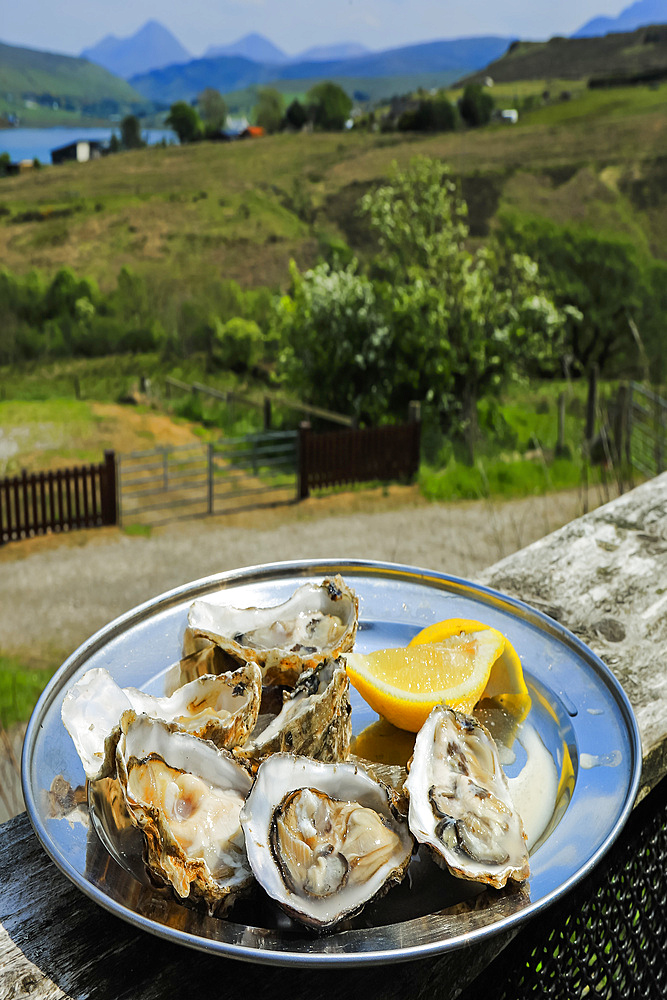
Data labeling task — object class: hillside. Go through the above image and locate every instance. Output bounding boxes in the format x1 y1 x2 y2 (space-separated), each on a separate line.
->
129 36 515 103
0 40 144 102
0 40 149 122
461 24 667 84
0 82 664 292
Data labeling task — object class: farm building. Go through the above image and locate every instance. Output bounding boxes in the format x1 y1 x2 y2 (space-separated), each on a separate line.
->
50 140 105 165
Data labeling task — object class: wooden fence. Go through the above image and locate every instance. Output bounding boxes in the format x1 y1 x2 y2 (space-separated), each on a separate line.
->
298 421 422 499
0 451 117 545
629 382 667 479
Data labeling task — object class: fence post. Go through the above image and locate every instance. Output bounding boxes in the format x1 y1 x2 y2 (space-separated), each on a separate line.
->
585 364 598 444
263 396 272 431
298 422 311 500
408 400 421 423
162 446 169 491
100 450 118 527
208 442 214 515
555 392 567 457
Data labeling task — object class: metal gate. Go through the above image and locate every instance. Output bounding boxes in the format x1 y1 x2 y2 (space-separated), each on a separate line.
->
629 382 667 479
118 431 298 526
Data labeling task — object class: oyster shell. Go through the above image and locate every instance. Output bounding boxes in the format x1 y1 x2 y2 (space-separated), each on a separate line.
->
243 657 351 763
187 575 358 686
62 663 261 780
240 754 414 929
116 712 254 912
404 705 529 888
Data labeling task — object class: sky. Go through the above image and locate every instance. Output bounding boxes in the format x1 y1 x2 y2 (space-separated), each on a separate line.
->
1 1 631 58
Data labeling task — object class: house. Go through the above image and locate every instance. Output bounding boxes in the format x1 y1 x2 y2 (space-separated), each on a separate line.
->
50 140 105 166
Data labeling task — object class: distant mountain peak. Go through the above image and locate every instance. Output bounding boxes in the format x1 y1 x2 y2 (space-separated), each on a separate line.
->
296 41 371 61
204 33 288 64
573 0 667 37
81 19 191 78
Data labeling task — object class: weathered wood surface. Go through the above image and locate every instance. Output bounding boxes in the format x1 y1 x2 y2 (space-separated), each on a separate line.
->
1 473 666 999
477 471 667 800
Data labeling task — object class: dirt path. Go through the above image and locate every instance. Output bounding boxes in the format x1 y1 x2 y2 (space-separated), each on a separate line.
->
3 480 618 668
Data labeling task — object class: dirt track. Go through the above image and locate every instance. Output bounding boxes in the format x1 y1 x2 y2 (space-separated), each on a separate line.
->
4 480 618 668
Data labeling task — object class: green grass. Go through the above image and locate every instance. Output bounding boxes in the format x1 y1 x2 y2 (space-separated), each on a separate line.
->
0 655 56 728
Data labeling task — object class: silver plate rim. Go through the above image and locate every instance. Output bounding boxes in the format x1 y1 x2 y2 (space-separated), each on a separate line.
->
22 557 642 967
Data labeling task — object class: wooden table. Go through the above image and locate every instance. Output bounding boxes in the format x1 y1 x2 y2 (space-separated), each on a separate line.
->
2 474 666 999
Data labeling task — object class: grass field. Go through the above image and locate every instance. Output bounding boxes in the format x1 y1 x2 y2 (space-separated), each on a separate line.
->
0 81 665 293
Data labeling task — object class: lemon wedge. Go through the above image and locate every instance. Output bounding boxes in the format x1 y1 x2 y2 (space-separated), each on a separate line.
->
345 627 506 733
410 617 531 730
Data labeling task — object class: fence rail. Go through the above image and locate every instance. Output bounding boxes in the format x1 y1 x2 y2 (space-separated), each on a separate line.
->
629 382 667 478
0 451 117 545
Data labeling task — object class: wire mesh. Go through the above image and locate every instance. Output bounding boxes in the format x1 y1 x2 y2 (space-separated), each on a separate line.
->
457 776 667 1000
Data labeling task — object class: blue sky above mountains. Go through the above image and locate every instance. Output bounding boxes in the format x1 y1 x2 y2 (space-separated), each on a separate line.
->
1 1 640 59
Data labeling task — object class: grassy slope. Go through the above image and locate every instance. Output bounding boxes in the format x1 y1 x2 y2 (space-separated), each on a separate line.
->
0 41 144 103
0 82 665 290
461 25 667 84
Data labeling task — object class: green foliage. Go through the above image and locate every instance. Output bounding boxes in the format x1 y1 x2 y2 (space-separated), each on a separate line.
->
495 213 659 377
458 84 494 126
276 260 392 424
276 157 572 451
211 316 263 372
166 101 203 143
0 656 56 728
254 87 284 133
306 81 352 130
398 98 456 132
198 88 228 133
0 152 11 177
284 98 308 130
121 114 144 150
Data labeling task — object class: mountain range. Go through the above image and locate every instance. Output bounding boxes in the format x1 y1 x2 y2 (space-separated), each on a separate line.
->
127 37 517 105
77 1 667 83
574 0 666 37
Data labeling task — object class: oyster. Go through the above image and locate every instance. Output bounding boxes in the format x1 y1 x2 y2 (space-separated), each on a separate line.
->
240 754 414 929
116 712 254 912
243 657 351 763
405 705 529 888
62 663 261 780
187 575 358 686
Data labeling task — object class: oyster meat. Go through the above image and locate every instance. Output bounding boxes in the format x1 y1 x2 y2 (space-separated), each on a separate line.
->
240 754 414 929
405 705 529 888
243 657 351 763
62 663 261 780
187 575 358 686
116 712 254 912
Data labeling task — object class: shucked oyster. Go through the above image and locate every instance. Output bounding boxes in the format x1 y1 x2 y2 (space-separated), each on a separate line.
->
240 754 414 929
187 575 358 686
405 705 529 888
243 657 351 763
116 712 254 912
62 663 261 780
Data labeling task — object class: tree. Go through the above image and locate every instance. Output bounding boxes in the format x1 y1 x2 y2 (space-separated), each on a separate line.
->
398 98 456 133
496 213 657 377
276 261 392 425
458 84 494 127
121 114 144 150
306 81 352 130
358 158 572 454
165 101 202 144
198 88 227 133
254 87 284 133
284 98 308 130
275 157 570 450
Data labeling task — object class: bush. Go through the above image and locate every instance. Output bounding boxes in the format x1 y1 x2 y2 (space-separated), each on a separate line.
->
212 317 263 372
458 84 494 127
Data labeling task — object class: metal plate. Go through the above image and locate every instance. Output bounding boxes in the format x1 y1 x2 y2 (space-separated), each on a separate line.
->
22 559 641 967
